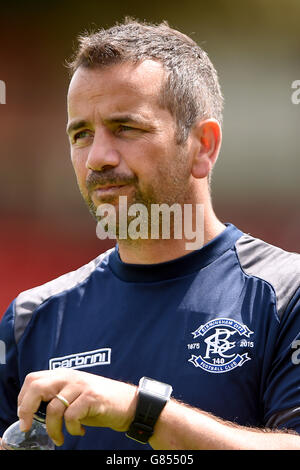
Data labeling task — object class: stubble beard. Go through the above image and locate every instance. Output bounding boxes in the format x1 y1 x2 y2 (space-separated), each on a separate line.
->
80 146 192 243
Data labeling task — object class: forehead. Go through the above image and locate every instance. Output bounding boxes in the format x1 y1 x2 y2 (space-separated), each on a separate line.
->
67 60 166 117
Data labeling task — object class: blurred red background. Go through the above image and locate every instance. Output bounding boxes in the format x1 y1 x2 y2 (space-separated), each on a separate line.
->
0 0 299 316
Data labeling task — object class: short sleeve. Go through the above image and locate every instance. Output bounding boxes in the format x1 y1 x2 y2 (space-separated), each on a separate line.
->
263 287 300 433
0 301 20 435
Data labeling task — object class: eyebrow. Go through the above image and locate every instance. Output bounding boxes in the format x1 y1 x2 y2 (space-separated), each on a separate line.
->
66 114 151 135
66 120 88 135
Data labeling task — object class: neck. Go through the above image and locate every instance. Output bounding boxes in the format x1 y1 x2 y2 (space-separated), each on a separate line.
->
117 197 226 265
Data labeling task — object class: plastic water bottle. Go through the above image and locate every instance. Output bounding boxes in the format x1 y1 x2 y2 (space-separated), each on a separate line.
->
1 402 55 450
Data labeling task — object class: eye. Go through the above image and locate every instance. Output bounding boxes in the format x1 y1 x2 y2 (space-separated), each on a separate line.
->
117 125 135 133
73 130 92 143
116 124 145 137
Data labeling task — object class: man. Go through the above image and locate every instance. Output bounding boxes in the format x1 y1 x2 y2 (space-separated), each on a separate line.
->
1 18 300 450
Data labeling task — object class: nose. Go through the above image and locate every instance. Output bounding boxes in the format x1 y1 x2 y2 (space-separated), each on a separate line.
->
86 128 121 171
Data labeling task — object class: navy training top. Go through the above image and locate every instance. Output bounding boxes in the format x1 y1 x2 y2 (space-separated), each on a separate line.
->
0 223 300 449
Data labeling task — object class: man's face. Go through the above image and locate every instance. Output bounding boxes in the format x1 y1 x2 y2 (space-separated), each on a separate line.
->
67 60 194 230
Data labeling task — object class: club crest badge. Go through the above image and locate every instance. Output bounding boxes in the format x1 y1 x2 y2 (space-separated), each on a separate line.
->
187 318 254 373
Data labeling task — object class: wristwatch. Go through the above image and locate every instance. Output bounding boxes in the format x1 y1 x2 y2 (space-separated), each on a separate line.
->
126 376 173 444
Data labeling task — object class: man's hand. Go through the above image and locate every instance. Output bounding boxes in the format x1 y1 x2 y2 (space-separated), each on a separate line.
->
16 369 300 450
17 370 137 447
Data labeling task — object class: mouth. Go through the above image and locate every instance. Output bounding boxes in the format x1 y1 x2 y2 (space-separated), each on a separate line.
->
93 183 126 192
91 183 133 200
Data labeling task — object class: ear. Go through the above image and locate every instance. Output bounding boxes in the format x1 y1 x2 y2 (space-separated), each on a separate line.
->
191 119 222 179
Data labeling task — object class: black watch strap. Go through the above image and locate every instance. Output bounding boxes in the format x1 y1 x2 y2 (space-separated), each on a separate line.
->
126 377 172 444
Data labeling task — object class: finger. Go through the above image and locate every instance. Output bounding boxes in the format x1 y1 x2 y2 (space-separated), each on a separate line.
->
18 369 74 408
18 370 77 431
17 385 48 432
17 372 44 430
18 382 60 432
17 371 49 405
46 388 81 446
63 395 91 438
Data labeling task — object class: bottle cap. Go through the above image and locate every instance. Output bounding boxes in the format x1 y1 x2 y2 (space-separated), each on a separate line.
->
33 401 48 423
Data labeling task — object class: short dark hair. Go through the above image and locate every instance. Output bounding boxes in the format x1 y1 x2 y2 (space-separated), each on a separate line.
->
67 17 224 145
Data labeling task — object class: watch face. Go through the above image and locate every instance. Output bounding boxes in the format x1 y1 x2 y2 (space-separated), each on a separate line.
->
141 377 172 397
